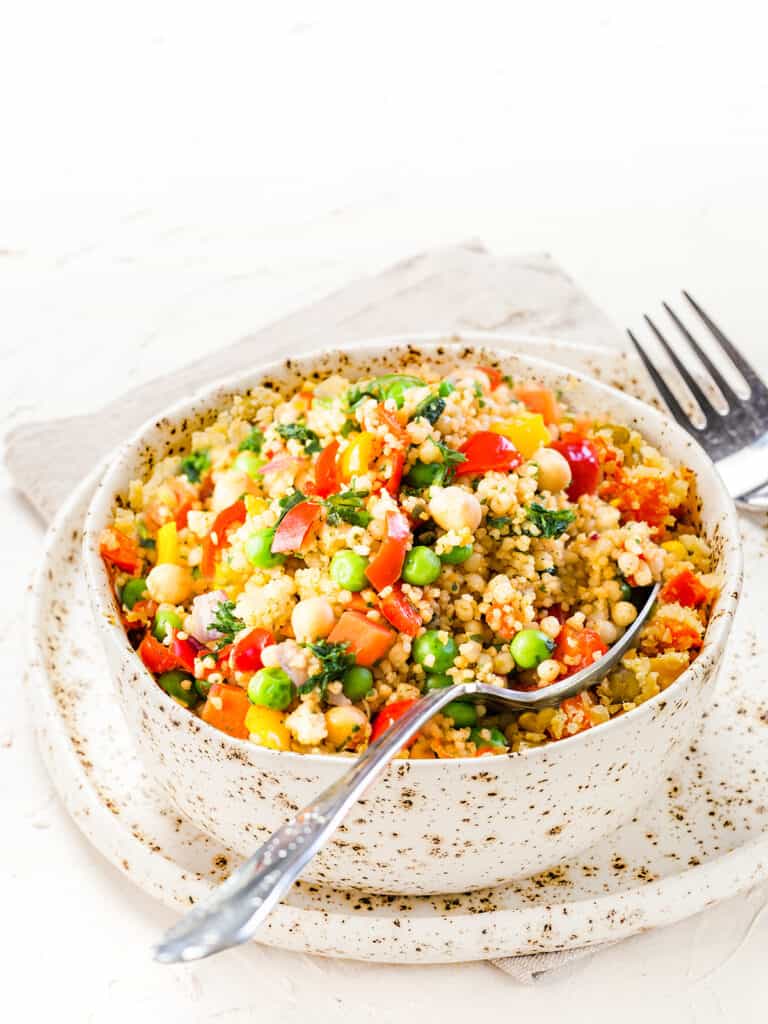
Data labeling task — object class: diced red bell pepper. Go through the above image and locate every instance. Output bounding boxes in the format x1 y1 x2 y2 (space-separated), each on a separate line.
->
369 699 420 745
454 431 523 477
170 632 199 673
313 441 341 498
660 569 710 608
231 628 275 673
271 501 323 554
327 610 396 666
201 682 250 740
555 623 608 676
100 528 142 574
138 632 180 675
551 433 601 499
201 499 248 577
384 450 405 496
477 365 504 390
365 508 412 591
514 385 561 425
379 586 421 637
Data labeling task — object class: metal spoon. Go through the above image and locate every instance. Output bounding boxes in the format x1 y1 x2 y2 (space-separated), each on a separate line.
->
154 582 660 963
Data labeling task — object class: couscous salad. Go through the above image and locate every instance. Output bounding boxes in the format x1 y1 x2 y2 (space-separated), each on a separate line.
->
100 365 718 757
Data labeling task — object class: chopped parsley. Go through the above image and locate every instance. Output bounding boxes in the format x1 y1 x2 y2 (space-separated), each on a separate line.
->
435 440 467 483
486 514 516 536
276 489 306 524
347 374 425 410
136 520 156 549
438 380 456 398
412 395 446 425
179 448 210 483
238 428 265 454
276 422 322 454
340 419 358 438
299 640 356 697
208 599 245 648
526 503 576 539
324 490 372 528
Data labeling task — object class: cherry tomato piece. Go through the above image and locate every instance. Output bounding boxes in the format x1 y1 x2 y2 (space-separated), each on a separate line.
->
550 433 600 499
369 699 419 745
454 431 523 477
231 628 276 673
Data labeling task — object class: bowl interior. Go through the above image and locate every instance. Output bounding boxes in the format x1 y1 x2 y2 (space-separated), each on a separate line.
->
83 334 743 762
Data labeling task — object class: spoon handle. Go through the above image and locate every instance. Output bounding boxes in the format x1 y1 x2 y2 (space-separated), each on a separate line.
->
153 685 461 963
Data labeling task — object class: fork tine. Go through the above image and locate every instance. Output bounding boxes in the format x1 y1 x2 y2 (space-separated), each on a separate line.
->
682 291 767 396
661 302 740 407
642 314 714 421
627 329 703 430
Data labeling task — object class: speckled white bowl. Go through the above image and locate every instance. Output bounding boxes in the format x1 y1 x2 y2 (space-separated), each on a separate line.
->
83 336 742 895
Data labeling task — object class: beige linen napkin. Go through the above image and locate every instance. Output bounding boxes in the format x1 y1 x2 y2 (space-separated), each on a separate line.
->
6 241 622 981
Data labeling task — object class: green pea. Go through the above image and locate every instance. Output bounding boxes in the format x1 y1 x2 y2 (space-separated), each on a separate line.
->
469 726 507 749
152 606 182 642
412 630 458 673
342 665 374 701
425 673 454 690
440 544 473 565
194 676 212 700
157 670 198 708
234 450 266 479
509 628 555 669
247 667 295 710
404 461 442 489
330 550 369 592
402 546 442 586
120 577 148 609
442 701 478 727
245 528 286 569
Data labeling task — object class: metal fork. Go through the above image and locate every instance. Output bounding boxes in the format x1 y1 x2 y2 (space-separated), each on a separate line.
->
628 292 768 510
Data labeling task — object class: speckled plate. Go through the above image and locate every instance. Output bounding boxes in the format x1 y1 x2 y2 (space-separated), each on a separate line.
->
27 340 768 963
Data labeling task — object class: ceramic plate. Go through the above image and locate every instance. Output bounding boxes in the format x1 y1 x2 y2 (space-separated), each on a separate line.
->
27 340 768 962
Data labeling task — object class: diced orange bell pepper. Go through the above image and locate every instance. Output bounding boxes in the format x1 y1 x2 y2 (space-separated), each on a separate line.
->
201 682 250 739
327 610 396 666
138 633 180 675
515 385 561 425
100 528 142 574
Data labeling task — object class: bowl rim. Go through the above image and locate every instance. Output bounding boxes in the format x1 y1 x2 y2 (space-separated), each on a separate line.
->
83 331 743 768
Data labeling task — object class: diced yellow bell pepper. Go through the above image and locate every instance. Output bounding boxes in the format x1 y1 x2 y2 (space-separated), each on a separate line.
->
245 705 292 751
339 431 375 480
662 540 688 560
491 413 551 459
244 495 268 516
156 521 179 565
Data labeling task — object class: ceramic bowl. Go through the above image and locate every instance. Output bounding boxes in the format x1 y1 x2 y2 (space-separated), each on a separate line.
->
83 335 742 895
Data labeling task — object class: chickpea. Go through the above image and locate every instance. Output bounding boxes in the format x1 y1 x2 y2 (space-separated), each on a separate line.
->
325 705 369 748
612 601 638 628
291 597 336 643
211 471 252 513
534 447 572 493
428 486 482 532
146 563 193 605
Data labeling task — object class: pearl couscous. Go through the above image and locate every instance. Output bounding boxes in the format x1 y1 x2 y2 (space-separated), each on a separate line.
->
100 364 717 758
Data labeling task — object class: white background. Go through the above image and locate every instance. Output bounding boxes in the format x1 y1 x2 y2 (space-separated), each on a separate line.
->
2 2 768 1021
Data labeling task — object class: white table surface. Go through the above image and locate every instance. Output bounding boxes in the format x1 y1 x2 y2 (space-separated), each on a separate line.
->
3 3 768 1021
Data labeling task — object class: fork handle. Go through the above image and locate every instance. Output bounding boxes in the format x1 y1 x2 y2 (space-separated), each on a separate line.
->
153 686 462 963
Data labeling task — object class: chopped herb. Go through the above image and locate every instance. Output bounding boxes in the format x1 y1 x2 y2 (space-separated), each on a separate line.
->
526 503 576 539
412 395 446 425
324 490 372 528
137 520 156 549
299 640 356 697
179 449 210 483
238 428 265 454
276 489 306 525
347 374 425 410
438 380 456 398
277 422 321 454
473 382 483 399
503 374 515 387
435 440 467 483
340 419 358 437
208 599 245 648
